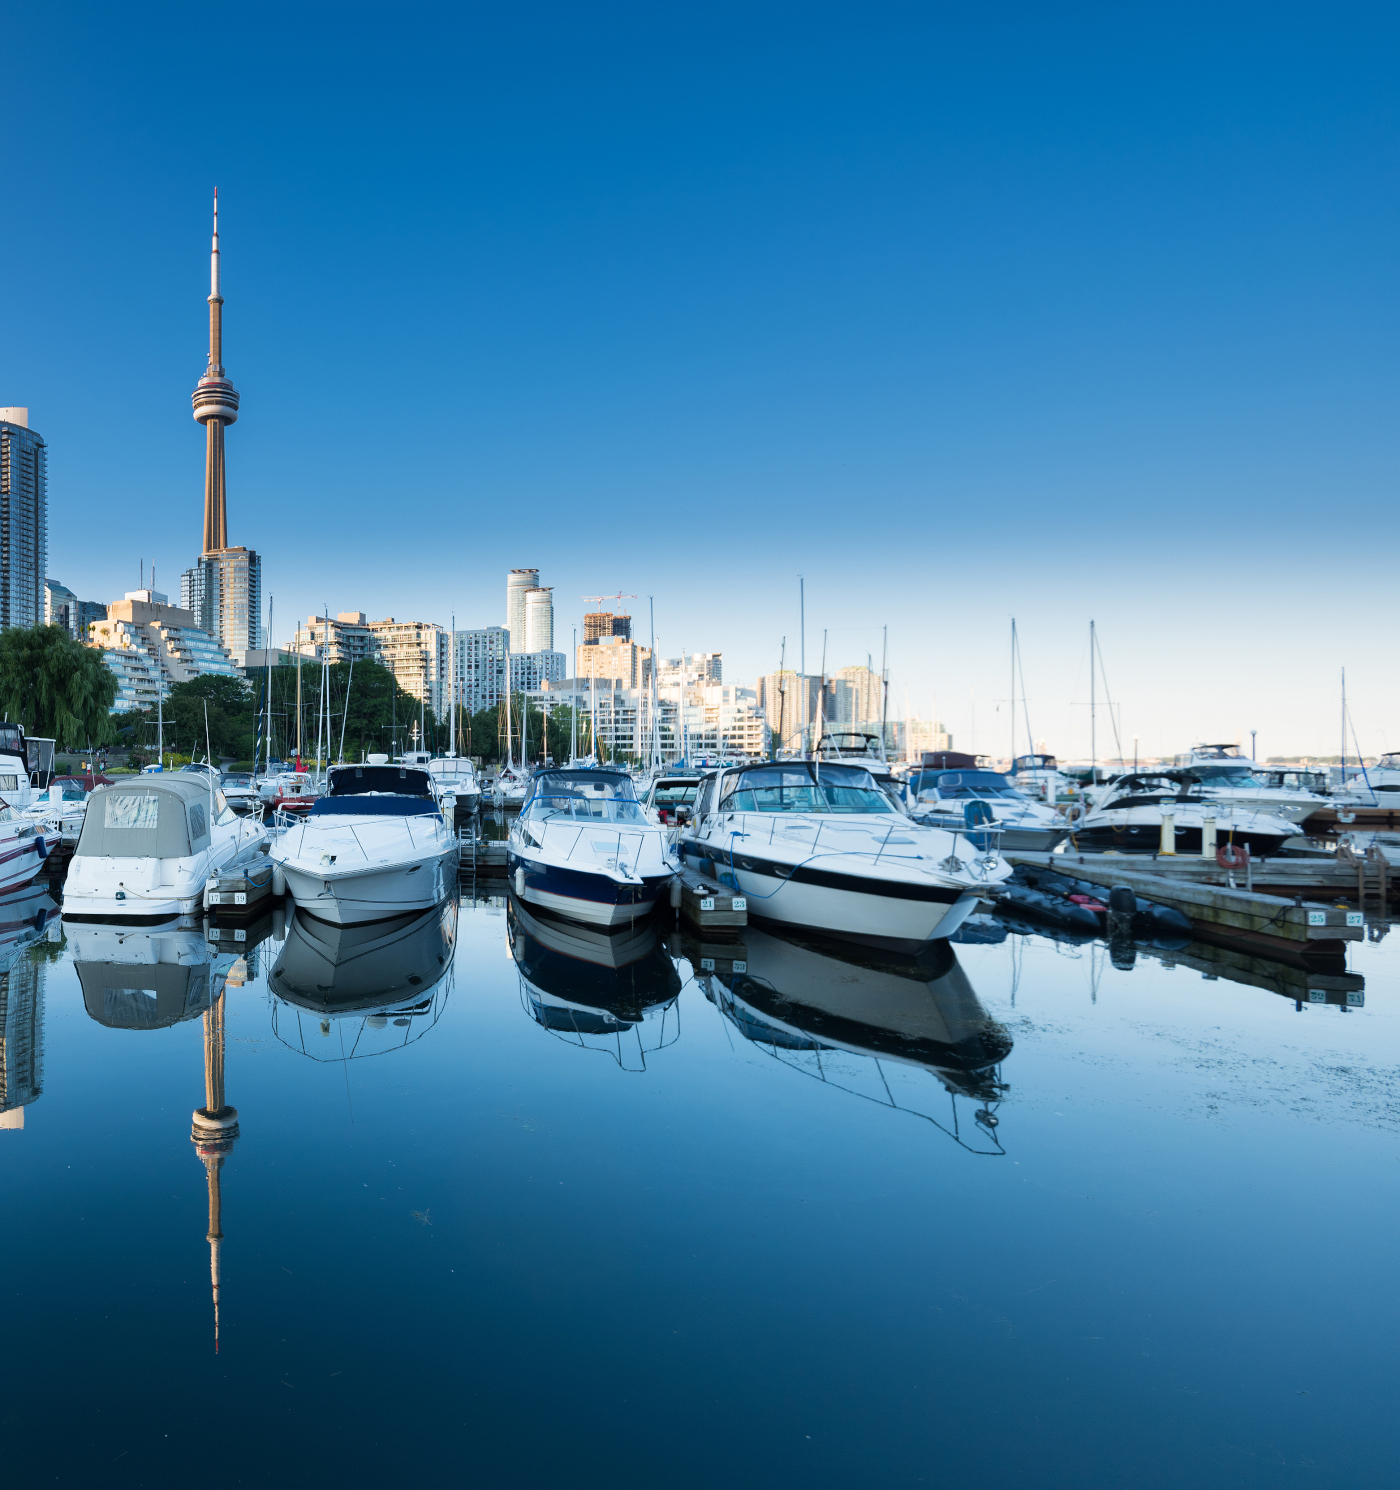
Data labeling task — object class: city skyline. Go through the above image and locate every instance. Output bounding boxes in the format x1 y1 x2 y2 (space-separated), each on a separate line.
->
2 9 1398 755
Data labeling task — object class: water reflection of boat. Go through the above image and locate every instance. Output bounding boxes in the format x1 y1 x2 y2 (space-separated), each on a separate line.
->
507 893 682 1069
71 923 240 1029
267 899 456 1060
700 925 1012 1152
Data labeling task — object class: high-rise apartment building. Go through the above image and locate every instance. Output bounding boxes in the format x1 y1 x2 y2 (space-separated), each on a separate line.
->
454 626 509 714
88 590 241 712
576 634 651 688
368 618 449 718
583 610 631 644
44 579 77 635
757 671 823 753
511 650 566 693
181 548 261 660
657 652 722 688
291 611 376 664
831 665 882 725
523 587 554 653
0 410 47 631
506 569 539 648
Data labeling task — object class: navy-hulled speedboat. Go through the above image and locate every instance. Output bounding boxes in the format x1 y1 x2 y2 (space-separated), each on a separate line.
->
507 767 679 927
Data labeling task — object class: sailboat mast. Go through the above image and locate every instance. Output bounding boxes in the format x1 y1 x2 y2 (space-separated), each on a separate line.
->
570 628 578 764
264 596 274 774
449 617 456 757
1089 618 1096 784
504 644 513 769
1010 619 1016 767
880 625 888 763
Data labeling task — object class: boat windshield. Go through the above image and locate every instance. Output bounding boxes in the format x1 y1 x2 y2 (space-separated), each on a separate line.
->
718 763 895 815
911 770 1020 800
653 781 699 807
1195 771 1266 789
533 771 637 801
328 765 432 797
1013 754 1057 771
526 771 647 824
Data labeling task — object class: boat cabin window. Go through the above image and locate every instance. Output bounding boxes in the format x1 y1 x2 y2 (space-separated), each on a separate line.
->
1013 754 1057 771
718 763 895 815
0 723 21 756
75 788 207 858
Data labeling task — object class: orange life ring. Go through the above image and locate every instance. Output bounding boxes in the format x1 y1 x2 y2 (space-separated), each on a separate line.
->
1216 841 1250 870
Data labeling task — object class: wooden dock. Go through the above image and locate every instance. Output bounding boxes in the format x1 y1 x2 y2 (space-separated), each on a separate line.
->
204 857 276 916
1024 847 1371 898
1008 851 1363 955
670 863 747 932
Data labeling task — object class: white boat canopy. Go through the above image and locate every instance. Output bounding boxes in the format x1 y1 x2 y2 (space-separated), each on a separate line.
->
75 776 218 860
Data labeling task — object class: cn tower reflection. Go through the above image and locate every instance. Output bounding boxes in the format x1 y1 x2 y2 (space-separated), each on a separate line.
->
190 987 239 1352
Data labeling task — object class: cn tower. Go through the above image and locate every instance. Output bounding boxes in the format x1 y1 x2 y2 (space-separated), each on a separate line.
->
191 190 239 555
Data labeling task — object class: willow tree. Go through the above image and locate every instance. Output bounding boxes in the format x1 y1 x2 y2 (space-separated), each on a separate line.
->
0 624 118 747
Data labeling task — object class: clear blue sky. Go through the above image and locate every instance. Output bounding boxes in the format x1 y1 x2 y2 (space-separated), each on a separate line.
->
2 3 1396 757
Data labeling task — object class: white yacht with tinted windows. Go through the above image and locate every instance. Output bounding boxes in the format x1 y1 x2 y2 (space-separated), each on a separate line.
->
903 763 1069 851
63 774 268 922
680 760 1010 950
270 758 458 925
508 767 679 927
1075 771 1298 857
426 755 481 825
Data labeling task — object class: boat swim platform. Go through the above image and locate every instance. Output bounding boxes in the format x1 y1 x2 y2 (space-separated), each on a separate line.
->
1007 852 1364 956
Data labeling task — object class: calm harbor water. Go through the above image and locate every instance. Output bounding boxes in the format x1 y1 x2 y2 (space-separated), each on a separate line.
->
3 886 1399 1487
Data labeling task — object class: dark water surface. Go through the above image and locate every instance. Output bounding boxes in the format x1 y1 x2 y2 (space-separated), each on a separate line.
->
3 888 1398 1488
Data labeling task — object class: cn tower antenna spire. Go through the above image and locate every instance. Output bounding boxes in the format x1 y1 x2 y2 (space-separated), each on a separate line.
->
193 188 239 554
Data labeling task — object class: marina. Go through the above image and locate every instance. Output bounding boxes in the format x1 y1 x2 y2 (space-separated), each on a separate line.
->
4 10 1400 1485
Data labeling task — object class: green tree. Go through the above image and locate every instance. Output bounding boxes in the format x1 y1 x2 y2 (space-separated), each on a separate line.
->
0 625 118 748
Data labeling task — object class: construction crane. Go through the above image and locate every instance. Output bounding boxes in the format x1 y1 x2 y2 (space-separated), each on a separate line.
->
580 593 637 608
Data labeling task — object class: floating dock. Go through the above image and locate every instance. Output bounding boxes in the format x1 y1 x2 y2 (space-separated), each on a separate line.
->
670 863 747 932
204 856 276 917
1008 851 1363 955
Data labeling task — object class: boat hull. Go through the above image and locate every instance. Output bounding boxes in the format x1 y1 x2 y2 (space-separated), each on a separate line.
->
280 848 459 925
1073 823 1291 856
508 851 671 928
681 842 979 951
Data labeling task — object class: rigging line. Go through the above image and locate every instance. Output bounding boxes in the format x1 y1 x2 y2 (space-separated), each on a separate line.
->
1092 627 1126 766
1015 630 1036 759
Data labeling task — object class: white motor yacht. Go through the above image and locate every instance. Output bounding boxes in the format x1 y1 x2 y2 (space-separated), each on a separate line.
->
219 769 261 815
0 720 43 811
63 775 269 922
1186 767 1329 825
1178 743 1258 777
1074 772 1298 857
1334 753 1400 808
508 767 679 927
259 770 319 816
904 764 1069 852
425 755 482 824
21 775 91 850
680 760 1011 950
270 759 458 925
1012 752 1073 805
493 766 531 806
